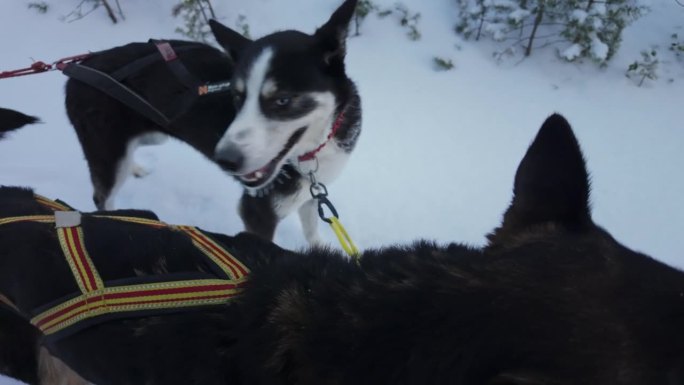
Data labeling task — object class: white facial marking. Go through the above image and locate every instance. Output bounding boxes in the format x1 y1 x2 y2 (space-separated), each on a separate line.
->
215 48 274 166
235 78 246 93
214 47 342 190
261 79 277 98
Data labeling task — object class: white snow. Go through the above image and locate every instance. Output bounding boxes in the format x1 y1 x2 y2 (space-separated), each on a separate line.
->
1 0 684 383
488 0 518 8
508 9 531 24
484 22 509 41
591 3 607 16
561 43 583 61
571 9 588 23
590 33 610 61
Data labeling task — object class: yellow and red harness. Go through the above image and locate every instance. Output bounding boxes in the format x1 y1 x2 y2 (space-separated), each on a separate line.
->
1 194 249 339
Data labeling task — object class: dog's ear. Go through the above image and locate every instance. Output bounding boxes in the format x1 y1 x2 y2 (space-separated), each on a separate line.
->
209 19 252 61
488 114 592 246
314 0 357 68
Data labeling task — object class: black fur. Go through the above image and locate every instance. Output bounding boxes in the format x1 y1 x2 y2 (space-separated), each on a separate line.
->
0 305 40 384
63 40 235 209
2 113 683 385
57 0 362 244
0 108 38 139
211 0 362 242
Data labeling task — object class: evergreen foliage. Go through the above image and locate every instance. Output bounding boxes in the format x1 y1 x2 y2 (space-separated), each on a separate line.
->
172 0 216 42
671 33 684 60
28 2 49 13
354 0 378 36
350 1 421 41
236 14 251 39
394 3 422 40
626 49 658 86
433 56 455 70
455 0 648 64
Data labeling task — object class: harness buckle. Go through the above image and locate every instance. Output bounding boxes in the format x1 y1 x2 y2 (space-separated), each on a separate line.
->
308 173 338 223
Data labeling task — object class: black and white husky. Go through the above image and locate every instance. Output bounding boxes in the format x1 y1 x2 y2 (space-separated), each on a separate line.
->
63 0 361 244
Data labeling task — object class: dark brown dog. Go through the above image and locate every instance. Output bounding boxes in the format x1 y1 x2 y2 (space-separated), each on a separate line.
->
1 113 683 385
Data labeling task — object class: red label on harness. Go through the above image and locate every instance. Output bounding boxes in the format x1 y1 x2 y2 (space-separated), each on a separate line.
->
155 42 177 61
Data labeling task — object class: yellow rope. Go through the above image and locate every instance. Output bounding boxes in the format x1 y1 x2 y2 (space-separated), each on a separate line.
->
328 217 360 261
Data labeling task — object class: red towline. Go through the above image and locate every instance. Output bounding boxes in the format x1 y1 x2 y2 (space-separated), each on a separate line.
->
0 53 91 79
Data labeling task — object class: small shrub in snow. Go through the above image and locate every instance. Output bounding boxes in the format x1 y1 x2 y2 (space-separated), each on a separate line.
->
626 49 659 87
455 0 649 65
173 0 216 42
433 56 455 70
671 33 684 60
62 0 124 24
455 0 525 42
349 2 421 41
394 3 422 41
28 2 49 14
558 0 648 64
236 14 251 39
354 0 378 36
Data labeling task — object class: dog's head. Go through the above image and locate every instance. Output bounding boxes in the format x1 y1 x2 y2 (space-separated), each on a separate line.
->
210 0 358 189
476 114 684 384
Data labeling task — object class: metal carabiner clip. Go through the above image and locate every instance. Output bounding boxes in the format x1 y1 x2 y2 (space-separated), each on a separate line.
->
316 195 339 223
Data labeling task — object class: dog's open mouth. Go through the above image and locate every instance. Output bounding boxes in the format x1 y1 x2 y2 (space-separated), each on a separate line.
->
237 127 306 188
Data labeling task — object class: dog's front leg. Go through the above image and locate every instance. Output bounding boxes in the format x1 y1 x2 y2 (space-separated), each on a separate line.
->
298 199 323 246
239 192 278 241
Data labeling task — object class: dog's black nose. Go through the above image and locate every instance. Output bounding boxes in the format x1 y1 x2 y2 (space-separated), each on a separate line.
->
215 144 244 172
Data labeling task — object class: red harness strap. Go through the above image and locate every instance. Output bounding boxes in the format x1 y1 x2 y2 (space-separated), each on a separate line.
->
298 111 346 162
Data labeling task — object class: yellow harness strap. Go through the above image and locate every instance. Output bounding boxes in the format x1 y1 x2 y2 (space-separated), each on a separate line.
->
57 225 104 294
0 215 54 226
0 194 248 336
34 194 72 211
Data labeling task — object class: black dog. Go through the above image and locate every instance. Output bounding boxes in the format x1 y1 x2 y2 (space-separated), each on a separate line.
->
60 0 361 245
2 113 684 385
0 108 87 385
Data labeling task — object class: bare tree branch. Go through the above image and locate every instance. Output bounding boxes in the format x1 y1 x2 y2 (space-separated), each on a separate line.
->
101 0 118 24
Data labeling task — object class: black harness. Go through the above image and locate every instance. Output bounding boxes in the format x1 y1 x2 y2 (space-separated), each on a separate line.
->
62 40 231 129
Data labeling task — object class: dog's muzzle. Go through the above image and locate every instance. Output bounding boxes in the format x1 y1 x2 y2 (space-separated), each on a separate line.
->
215 127 307 189
215 143 244 173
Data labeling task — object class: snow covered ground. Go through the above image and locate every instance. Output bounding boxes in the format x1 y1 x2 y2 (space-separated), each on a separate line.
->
0 0 683 383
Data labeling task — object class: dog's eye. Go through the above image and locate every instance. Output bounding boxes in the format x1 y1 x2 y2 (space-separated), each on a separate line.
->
274 97 291 107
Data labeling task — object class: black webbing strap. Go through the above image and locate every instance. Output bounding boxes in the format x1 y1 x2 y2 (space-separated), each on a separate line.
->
62 63 170 128
110 44 206 82
62 41 232 129
151 40 202 89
